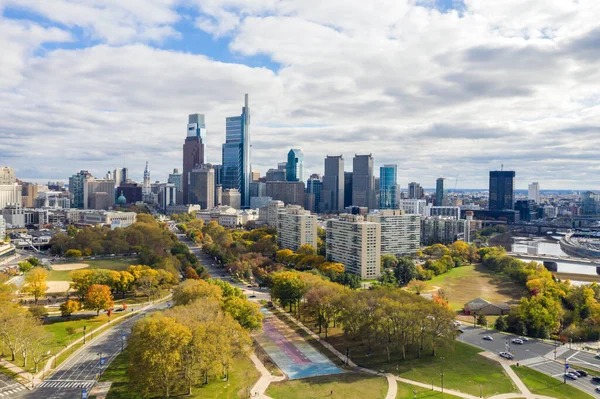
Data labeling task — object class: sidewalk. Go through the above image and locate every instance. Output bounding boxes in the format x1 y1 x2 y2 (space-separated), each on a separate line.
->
0 358 40 389
249 353 284 398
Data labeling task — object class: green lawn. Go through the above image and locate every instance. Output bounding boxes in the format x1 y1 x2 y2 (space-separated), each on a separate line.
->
422 264 523 310
512 366 594 399
47 269 72 282
85 258 135 270
102 348 260 399
396 381 463 398
267 373 388 399
42 313 113 347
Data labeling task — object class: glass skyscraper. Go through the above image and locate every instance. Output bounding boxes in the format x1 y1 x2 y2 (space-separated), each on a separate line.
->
379 165 399 209
222 94 251 207
435 177 446 206
286 149 304 182
489 170 515 211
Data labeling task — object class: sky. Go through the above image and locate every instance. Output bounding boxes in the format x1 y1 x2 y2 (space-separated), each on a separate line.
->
0 0 599 189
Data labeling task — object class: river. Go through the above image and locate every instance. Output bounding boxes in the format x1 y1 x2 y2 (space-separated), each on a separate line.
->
509 235 600 280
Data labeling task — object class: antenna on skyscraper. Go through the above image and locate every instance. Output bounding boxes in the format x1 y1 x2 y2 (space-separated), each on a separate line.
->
501 164 504 171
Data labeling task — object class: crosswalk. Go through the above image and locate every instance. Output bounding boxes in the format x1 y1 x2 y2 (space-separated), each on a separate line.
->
0 384 26 397
37 380 96 389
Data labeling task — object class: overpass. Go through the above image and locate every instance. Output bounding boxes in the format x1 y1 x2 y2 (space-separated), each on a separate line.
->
507 252 600 274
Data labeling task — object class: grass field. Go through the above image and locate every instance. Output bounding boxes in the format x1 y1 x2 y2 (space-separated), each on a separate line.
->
267 373 388 399
512 366 594 399
48 259 135 282
102 348 260 399
396 381 463 398
422 264 524 310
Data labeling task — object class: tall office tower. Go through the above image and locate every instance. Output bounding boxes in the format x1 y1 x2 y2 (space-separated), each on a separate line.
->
435 178 446 206
326 214 381 279
0 167 16 185
277 206 318 251
408 182 424 199
352 154 375 209
266 168 285 182
306 174 322 213
84 178 116 210
222 94 251 208
528 182 541 204
251 170 261 182
168 169 183 192
69 170 92 209
286 149 304 182
367 210 420 256
266 181 305 206
321 155 344 213
113 167 129 185
379 164 399 209
142 162 151 195
344 172 353 208
158 183 177 212
582 191 597 215
21 182 38 208
188 166 215 210
489 170 516 211
183 113 207 203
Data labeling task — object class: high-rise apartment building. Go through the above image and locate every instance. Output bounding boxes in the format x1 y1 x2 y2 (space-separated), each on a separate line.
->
426 206 461 219
259 200 285 227
397 199 427 216
326 214 381 279
367 210 420 256
489 170 515 211
379 164 399 209
321 155 344 213
84 178 115 210
69 170 93 209
408 182 424 199
21 182 38 208
286 149 304 182
306 174 322 213
435 178 446 206
183 113 206 203
421 216 468 245
277 206 318 251
528 182 540 204
352 154 375 209
222 94 251 208
188 166 215 210
0 215 5 240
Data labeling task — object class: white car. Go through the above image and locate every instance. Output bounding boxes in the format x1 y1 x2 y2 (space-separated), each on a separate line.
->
483 336 494 341
499 352 514 360
511 338 524 345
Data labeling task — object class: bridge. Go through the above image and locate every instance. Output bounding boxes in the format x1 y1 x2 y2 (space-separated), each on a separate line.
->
507 252 600 274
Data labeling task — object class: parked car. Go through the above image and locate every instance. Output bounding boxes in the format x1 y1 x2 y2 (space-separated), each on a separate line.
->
511 338 524 345
570 370 581 377
483 336 494 341
591 376 600 383
499 352 514 360
518 336 530 341
577 370 588 377
595 386 600 393
565 372 578 380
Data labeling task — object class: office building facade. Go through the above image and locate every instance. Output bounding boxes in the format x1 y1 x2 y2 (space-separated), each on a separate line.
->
489 170 515 211
69 170 93 209
222 189 242 209
286 149 304 182
222 94 251 207
408 182 424 199
277 206 318 252
528 182 540 204
306 174 322 213
265 181 305 206
435 178 446 206
352 154 375 209
326 214 381 279
321 156 344 213
379 164 399 209
183 113 206 203
188 166 215 210
21 183 38 208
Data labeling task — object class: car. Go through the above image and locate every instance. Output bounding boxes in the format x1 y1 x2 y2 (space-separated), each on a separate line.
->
570 370 581 377
458 329 465 334
577 370 588 377
451 321 461 327
247 285 253 288
591 376 600 383
249 295 256 298
596 354 600 360
483 336 494 341
511 338 524 345
596 387 600 393
565 372 578 380
499 352 514 360
519 336 530 341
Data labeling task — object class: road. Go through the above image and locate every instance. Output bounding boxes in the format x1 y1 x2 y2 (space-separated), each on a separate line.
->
18 301 170 399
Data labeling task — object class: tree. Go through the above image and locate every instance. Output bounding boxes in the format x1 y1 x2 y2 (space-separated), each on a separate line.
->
319 262 344 275
27 257 41 267
128 315 192 398
275 249 295 264
109 270 135 299
270 271 307 312
477 313 488 327
395 257 417 285
84 284 114 315
495 315 508 331
64 249 82 258
60 300 82 317
173 279 222 306
222 297 263 331
23 268 48 304
18 261 33 274
0 306 28 361
70 269 95 300
407 280 427 295
381 254 398 269
27 326 52 373
297 244 317 256
28 305 48 319
378 269 397 287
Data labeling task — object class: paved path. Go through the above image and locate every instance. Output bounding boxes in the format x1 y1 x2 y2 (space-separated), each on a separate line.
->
249 353 284 399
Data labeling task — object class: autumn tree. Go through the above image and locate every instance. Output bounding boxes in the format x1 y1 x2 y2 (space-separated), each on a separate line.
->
173 279 222 306
64 249 82 258
84 284 114 315
18 261 33 274
222 297 263 331
60 300 82 317
270 271 307 312
23 268 48 304
407 280 427 295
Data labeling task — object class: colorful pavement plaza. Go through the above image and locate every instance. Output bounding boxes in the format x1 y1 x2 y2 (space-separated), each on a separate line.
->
254 308 343 380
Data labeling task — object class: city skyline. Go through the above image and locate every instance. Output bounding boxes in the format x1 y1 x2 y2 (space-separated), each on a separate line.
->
2 2 600 189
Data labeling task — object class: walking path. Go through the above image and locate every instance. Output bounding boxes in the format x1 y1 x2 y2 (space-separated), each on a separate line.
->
249 353 284 399
269 306 562 399
0 359 39 387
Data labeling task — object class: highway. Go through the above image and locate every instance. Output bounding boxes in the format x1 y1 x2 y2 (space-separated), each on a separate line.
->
18 301 169 399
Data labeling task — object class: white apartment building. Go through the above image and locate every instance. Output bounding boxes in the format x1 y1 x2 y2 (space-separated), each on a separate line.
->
259 200 285 227
0 184 22 210
425 206 461 219
326 214 381 279
528 182 541 204
277 206 318 252
421 216 468 245
397 199 427 216
366 210 420 256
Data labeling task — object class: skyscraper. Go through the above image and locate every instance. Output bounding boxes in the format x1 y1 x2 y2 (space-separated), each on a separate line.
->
286 149 304 182
188 166 215 210
321 155 344 213
183 113 206 203
352 154 375 209
142 162 151 195
489 170 516 211
222 94 251 208
113 167 129 186
69 170 92 209
344 172 353 208
379 164 399 209
408 182 424 199
435 178 446 206
528 182 540 204
306 174 322 213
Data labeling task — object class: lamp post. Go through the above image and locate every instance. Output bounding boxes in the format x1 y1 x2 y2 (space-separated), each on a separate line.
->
83 325 87 344
440 356 445 393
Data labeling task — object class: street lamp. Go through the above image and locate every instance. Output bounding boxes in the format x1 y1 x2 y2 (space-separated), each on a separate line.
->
83 325 87 344
440 356 445 393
